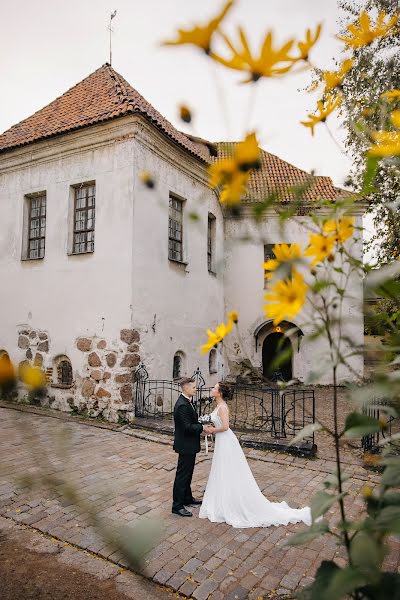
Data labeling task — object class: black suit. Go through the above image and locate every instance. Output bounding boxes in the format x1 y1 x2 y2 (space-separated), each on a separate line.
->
172 394 203 511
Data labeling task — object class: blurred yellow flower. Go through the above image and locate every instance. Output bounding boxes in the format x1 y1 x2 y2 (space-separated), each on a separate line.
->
264 269 308 325
0 355 15 384
19 364 46 389
179 104 192 123
263 243 303 280
382 90 400 101
201 314 235 354
209 133 260 205
301 94 342 136
227 310 239 323
305 233 335 265
139 170 155 189
369 110 400 156
323 217 355 244
322 59 353 92
294 24 322 61
337 10 398 48
162 0 233 54
211 28 295 82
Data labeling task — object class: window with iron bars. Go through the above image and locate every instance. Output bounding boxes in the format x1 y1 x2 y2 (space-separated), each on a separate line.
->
264 243 276 289
27 194 46 259
168 196 183 262
173 353 182 379
73 184 95 254
57 359 73 386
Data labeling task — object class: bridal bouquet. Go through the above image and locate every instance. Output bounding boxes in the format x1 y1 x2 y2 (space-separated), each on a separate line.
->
198 414 214 454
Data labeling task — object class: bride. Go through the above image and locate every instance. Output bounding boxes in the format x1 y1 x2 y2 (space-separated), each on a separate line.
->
199 382 312 528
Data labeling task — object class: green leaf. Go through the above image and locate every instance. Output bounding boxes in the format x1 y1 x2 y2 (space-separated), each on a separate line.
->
362 572 400 600
362 155 379 194
298 560 340 600
374 506 400 534
288 422 323 446
116 518 163 570
325 566 367 600
381 464 400 489
287 520 330 546
311 491 346 520
343 412 382 438
350 531 384 580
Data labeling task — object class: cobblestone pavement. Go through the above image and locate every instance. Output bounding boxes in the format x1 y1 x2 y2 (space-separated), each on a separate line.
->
1 403 399 600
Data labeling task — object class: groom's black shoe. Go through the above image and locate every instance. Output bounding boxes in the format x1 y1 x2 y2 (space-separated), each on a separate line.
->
172 508 192 517
186 498 202 506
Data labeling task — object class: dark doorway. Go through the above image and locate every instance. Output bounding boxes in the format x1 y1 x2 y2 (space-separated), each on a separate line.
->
262 333 293 381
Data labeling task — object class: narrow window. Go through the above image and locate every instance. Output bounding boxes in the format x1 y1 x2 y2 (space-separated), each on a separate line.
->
207 214 216 272
27 193 46 259
264 243 276 288
73 184 95 254
173 353 182 380
209 348 217 374
58 359 73 386
168 196 183 262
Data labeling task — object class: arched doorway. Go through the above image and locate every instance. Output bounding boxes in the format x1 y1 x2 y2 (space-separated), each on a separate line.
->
262 333 293 381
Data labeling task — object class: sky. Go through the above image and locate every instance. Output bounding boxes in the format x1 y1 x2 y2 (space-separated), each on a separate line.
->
2 0 374 250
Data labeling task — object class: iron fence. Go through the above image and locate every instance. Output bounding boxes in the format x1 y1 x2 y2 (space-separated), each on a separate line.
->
361 402 396 452
133 364 315 443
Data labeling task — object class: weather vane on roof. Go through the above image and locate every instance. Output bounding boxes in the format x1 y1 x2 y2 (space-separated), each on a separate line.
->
107 10 117 65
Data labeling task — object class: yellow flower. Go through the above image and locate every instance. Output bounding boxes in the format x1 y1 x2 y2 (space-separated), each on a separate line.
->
19 364 46 389
209 133 260 205
323 217 355 244
322 59 353 92
139 170 155 189
382 90 400 101
264 269 308 325
362 485 374 498
337 10 398 48
227 310 238 323
301 94 342 136
294 24 322 61
179 104 192 123
305 233 335 265
235 132 261 171
201 312 237 353
162 0 233 54
211 28 295 82
263 243 303 281
0 355 15 384
369 110 400 156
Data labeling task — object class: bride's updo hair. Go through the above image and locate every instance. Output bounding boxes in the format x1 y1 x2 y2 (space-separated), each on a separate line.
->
218 381 234 401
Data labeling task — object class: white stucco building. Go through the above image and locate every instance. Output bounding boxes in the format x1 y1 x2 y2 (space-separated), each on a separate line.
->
0 64 364 421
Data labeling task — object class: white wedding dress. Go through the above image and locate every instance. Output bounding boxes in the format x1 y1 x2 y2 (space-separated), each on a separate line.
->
199 406 312 528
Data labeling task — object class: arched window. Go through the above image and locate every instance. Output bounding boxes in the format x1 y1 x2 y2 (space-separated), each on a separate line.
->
52 355 73 387
209 349 217 374
173 352 185 380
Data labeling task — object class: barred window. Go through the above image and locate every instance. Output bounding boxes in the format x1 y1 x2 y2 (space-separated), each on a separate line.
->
207 214 216 272
173 353 182 380
264 243 275 288
209 348 217 374
27 194 46 259
57 359 73 386
73 184 95 254
168 196 183 262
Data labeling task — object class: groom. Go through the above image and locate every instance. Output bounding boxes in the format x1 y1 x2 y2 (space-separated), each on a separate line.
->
172 377 213 517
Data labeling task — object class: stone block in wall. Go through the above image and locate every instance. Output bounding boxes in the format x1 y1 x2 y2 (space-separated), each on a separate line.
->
18 336 30 349
81 378 95 398
103 372 111 381
26 348 33 360
97 340 107 350
76 338 92 352
120 353 140 368
120 384 132 402
34 353 43 367
88 352 101 367
29 331 37 340
106 353 117 368
90 369 103 381
96 387 111 398
37 341 49 353
127 343 139 353
38 332 48 340
120 329 140 345
115 373 131 383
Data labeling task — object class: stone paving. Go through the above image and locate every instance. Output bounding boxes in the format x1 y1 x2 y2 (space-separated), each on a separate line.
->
1 403 399 600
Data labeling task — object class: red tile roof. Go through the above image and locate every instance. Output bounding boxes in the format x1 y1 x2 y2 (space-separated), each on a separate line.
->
0 64 208 160
214 142 347 202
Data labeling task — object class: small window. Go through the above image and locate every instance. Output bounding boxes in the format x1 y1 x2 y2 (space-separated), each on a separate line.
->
58 359 73 386
168 196 184 262
25 193 46 259
73 184 95 254
209 349 217 374
173 354 182 380
207 214 216 273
